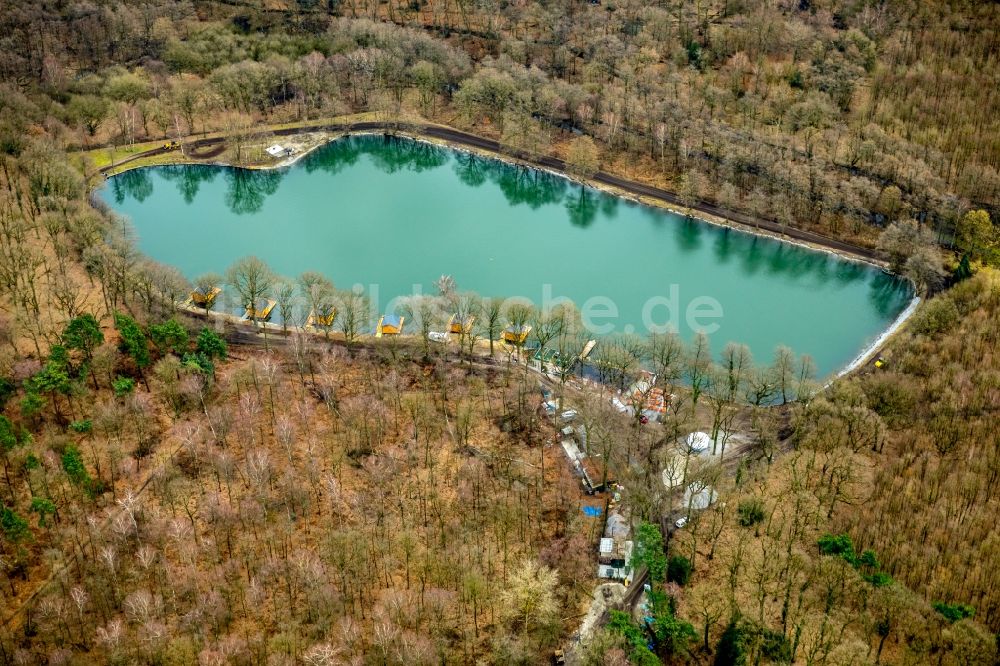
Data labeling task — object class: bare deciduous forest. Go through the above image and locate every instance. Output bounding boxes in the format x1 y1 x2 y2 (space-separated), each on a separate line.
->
0 0 998 664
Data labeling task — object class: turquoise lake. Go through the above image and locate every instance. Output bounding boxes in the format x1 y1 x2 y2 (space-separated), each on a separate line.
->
101 134 913 378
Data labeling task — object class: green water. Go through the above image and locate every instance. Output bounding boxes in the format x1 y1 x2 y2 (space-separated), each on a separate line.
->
102 134 912 378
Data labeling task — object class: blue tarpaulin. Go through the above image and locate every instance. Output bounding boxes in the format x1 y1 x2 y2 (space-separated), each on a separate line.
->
582 506 603 517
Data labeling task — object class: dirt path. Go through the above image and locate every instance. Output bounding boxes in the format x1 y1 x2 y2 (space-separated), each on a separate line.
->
96 121 884 265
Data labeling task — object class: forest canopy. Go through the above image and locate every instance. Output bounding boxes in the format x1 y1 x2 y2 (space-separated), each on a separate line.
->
0 0 997 664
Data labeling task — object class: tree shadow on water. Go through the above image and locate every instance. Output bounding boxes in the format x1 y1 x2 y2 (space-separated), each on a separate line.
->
224 168 283 215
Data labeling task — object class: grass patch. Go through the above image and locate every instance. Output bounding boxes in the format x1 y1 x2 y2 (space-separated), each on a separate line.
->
72 112 384 169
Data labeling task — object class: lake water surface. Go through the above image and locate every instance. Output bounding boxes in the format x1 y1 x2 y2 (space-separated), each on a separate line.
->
102 134 913 378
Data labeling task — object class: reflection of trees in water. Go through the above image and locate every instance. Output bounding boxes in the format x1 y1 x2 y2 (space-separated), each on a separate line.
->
738 237 767 275
600 193 619 218
159 165 219 203
453 152 487 187
303 136 363 176
565 185 599 228
497 166 542 207
519 169 566 208
224 168 282 214
476 158 566 209
810 254 834 283
638 205 670 230
831 260 868 285
674 216 703 251
327 132 900 304
868 273 913 318
402 139 449 172
728 234 876 285
312 134 451 176
810 252 875 285
761 240 792 276
712 228 736 265
111 168 153 204
370 135 448 173
312 135 576 211
540 172 570 207
765 245 828 279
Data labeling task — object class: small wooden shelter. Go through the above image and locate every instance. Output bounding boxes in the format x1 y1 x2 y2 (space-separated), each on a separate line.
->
307 307 337 328
189 286 221 308
502 323 532 345
448 314 475 335
243 298 276 322
376 314 404 337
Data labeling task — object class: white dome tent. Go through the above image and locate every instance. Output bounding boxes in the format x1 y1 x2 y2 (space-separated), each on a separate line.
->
686 431 713 454
661 465 685 490
683 483 718 510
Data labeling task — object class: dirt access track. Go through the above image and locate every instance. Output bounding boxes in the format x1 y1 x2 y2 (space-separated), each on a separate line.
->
100 121 884 264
